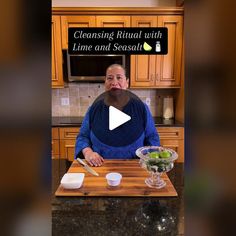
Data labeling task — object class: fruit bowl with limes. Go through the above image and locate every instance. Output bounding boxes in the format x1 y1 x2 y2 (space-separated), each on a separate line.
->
136 146 178 189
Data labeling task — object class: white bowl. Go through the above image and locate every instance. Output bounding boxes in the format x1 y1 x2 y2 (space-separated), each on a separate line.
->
106 172 122 186
61 173 85 189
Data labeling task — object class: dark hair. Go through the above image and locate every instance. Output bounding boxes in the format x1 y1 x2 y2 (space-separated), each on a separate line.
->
106 64 127 78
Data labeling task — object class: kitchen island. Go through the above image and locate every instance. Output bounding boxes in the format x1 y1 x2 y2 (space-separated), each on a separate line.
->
52 160 184 235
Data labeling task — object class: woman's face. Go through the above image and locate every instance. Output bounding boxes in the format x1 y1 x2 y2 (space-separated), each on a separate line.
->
105 66 129 91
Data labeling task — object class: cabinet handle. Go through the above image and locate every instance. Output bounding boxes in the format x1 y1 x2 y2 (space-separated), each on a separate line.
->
156 73 159 81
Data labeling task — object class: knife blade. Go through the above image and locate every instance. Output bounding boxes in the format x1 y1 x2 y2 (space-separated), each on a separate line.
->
76 158 99 176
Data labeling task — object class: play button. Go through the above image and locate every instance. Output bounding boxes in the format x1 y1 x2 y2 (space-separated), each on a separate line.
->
89 89 146 147
109 106 131 131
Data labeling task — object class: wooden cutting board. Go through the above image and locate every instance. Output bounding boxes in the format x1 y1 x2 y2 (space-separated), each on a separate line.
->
55 160 177 197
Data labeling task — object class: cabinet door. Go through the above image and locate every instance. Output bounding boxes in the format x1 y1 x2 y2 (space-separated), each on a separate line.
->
160 139 184 163
52 16 64 88
157 127 184 162
59 127 80 139
157 127 184 139
60 140 76 162
61 16 96 49
156 16 183 87
96 16 130 27
52 140 59 159
59 127 80 161
52 127 59 139
52 128 59 159
130 16 157 88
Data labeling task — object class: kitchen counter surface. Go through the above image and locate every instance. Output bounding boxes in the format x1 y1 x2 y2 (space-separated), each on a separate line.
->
52 116 184 127
52 160 184 235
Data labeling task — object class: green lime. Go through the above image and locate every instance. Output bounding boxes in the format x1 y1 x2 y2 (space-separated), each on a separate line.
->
159 151 171 158
149 152 160 159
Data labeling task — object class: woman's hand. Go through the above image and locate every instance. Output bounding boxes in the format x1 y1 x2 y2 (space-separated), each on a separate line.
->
83 148 104 167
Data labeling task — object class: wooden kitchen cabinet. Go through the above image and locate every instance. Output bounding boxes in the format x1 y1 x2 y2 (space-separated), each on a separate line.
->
156 16 183 87
157 127 184 162
52 8 183 88
61 15 130 49
60 139 77 162
59 127 80 161
96 16 130 27
52 128 60 159
130 15 183 88
52 16 64 88
130 16 157 87
52 126 184 162
61 16 96 49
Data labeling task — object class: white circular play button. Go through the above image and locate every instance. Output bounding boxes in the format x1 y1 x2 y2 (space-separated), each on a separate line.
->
109 106 131 131
89 88 146 147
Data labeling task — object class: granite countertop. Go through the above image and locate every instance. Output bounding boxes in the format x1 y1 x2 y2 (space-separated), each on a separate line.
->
52 160 184 235
52 116 184 127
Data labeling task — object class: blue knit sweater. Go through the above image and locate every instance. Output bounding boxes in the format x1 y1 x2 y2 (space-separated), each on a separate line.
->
75 99 160 159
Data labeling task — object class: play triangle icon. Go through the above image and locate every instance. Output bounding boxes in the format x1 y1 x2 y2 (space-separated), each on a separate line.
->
109 106 131 131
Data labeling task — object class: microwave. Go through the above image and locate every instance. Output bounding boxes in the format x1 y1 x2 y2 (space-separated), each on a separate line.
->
67 53 126 82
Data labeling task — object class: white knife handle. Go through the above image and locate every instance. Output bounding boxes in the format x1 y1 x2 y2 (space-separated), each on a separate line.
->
77 158 87 166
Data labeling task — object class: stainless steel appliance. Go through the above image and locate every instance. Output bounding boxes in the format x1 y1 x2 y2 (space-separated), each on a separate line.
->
67 52 126 82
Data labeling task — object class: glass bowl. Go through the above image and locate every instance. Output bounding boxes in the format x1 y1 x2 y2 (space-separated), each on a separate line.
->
136 146 178 189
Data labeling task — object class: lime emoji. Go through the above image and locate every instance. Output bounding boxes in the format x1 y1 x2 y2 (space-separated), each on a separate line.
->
159 151 171 158
149 152 159 159
143 42 152 51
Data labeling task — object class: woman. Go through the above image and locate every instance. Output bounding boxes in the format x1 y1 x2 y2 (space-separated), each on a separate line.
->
75 64 160 166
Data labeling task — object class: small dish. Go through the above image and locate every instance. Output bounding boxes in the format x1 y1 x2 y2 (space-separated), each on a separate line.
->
106 172 122 186
61 173 85 189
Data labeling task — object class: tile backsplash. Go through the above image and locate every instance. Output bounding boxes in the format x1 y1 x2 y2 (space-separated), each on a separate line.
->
52 83 174 117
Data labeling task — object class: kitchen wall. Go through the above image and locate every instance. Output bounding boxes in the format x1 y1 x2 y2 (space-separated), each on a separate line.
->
52 0 177 7
52 83 175 117
52 0 181 118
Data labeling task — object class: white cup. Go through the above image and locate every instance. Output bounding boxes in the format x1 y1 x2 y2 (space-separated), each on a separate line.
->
106 172 122 186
